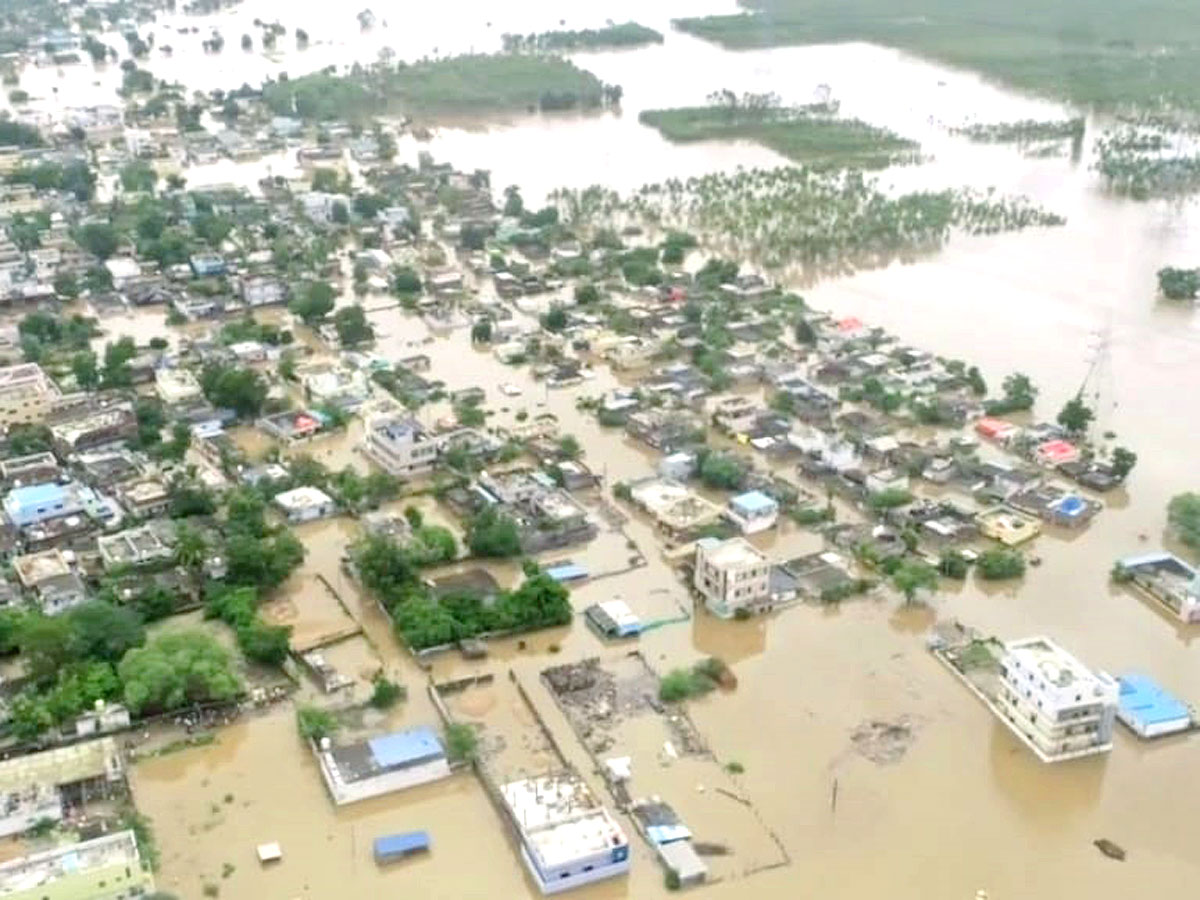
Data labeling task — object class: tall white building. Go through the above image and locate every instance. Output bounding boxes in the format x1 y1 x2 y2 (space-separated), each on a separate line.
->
693 537 770 618
500 774 630 895
995 636 1119 762
364 415 438 477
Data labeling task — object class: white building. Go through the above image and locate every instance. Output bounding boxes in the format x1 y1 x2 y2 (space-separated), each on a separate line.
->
995 636 1119 762
0 363 60 426
724 490 779 534
500 774 630 894
363 415 438 476
302 366 370 411
273 486 336 523
155 367 203 406
693 537 770 619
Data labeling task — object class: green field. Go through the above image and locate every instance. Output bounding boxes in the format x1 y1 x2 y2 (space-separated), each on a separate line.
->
639 106 917 170
674 0 1200 111
502 22 663 53
263 54 617 121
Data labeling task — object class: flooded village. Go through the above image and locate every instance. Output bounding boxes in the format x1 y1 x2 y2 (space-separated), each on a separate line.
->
0 1 1197 899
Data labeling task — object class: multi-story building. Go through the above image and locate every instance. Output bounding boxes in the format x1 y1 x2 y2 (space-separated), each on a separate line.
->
500 774 630 895
0 363 60 426
364 415 438 477
693 537 771 619
995 636 1119 762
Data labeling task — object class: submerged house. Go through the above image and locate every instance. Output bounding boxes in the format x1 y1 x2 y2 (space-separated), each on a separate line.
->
1117 552 1200 623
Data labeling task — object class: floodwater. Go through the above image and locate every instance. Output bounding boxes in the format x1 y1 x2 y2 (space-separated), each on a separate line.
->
60 0 1200 896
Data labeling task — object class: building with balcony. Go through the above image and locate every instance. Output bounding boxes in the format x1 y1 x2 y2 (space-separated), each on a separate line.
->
0 363 60 426
363 415 438 477
995 636 1119 762
693 537 770 619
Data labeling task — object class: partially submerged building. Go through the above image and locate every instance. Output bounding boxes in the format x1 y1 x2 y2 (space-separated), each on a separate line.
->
0 363 60 426
629 479 722 538
500 773 630 895
995 636 1118 762
1116 672 1192 739
273 486 336 523
0 738 124 839
364 414 438 477
317 726 451 806
724 490 779 535
693 537 771 619
0 830 154 900
1116 552 1200 623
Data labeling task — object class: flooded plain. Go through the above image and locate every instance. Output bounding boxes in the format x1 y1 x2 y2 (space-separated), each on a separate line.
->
50 0 1200 897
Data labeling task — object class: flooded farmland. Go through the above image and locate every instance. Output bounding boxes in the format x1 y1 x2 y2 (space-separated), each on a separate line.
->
14 0 1200 898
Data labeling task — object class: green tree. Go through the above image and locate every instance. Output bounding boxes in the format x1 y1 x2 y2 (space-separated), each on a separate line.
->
977 549 1026 580
119 160 158 193
119 631 242 715
71 351 99 389
891 561 938 604
290 281 336 323
53 271 79 299
541 305 568 332
556 435 582 459
574 282 599 305
793 317 816 344
18 614 77 684
68 601 146 662
1168 493 1200 549
75 222 121 259
471 318 493 343
200 363 267 418
392 266 422 295
938 550 969 579
1157 266 1200 300
445 722 479 762
467 507 522 558
297 705 338 741
101 336 137 387
333 304 374 346
369 676 405 709
1111 447 1137 480
699 452 746 490
1056 394 1094 434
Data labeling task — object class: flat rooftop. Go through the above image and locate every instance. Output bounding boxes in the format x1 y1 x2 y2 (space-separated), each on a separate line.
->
0 737 119 794
501 775 626 869
1004 636 1104 691
697 536 767 569
0 830 142 895
1118 673 1191 726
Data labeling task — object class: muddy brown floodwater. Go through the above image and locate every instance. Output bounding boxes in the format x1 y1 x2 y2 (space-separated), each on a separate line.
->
75 0 1200 896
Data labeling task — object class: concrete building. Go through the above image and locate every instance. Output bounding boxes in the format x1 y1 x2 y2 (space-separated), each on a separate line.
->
995 636 1119 762
0 363 60 426
0 451 59 487
49 403 137 455
96 520 176 569
724 490 779 534
500 774 630 895
273 486 336 523
0 738 124 839
2 481 105 528
693 537 771 619
1116 672 1192 739
0 830 154 900
1116 552 1200 623
317 726 451 806
364 415 438 476
302 366 370 411
155 367 203 406
12 549 88 615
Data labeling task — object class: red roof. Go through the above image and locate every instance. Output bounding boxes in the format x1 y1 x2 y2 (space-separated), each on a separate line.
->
294 414 319 432
837 316 865 333
1037 439 1078 462
975 417 1013 438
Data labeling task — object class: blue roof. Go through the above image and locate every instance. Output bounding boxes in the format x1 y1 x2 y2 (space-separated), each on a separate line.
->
5 481 69 509
730 490 777 514
374 831 430 858
1050 494 1087 516
1118 673 1190 726
368 727 444 769
545 563 588 582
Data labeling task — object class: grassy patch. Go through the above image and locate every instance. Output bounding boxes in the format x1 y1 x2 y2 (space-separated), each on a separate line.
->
639 106 918 170
673 1 1200 111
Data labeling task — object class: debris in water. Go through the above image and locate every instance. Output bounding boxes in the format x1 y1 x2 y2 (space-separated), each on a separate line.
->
692 842 730 856
1093 838 1126 861
850 717 917 765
